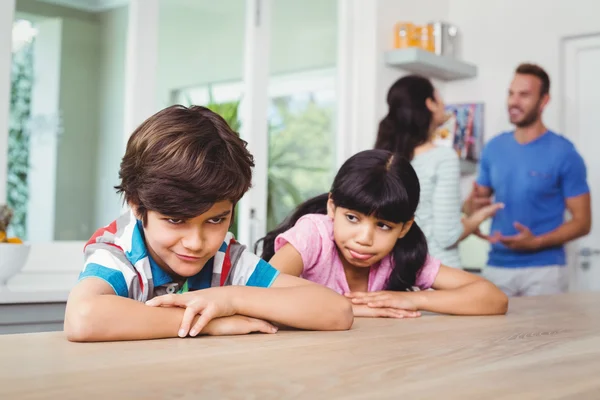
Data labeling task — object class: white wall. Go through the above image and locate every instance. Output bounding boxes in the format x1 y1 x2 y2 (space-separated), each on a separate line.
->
445 0 600 141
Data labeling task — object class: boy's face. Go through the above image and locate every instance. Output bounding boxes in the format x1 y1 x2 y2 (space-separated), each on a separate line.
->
141 200 234 278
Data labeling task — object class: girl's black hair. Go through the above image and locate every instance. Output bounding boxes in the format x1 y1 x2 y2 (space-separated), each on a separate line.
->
257 149 428 291
375 74 436 160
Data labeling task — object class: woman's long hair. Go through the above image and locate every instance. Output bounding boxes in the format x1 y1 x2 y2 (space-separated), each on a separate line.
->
375 75 435 160
257 149 428 291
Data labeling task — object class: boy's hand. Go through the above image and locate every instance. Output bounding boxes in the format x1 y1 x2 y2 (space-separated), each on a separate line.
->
346 291 421 315
146 287 239 337
204 316 278 336
352 304 421 319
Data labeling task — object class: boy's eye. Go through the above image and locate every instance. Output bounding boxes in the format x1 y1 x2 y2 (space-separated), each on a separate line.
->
167 218 184 225
207 217 225 224
378 223 392 231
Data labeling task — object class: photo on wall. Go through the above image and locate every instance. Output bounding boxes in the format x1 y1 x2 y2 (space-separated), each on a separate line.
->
434 103 484 163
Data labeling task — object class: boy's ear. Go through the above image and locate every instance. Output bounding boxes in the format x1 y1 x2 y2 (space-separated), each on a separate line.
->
128 202 142 220
326 195 336 219
397 218 414 239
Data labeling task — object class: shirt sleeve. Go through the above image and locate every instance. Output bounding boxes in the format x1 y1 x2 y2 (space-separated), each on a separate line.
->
414 255 441 290
560 147 589 199
228 243 280 288
79 244 137 298
274 215 325 273
431 150 463 249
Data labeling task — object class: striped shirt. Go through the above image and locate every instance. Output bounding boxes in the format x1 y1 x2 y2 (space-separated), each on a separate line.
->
79 211 280 302
411 146 463 268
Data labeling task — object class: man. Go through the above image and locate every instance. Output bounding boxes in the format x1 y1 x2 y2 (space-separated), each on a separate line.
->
463 63 591 296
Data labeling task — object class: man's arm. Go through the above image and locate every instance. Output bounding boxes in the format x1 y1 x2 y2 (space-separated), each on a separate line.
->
536 193 591 248
64 279 273 342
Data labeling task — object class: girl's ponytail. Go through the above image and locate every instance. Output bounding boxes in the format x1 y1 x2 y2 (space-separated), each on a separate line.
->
386 221 429 291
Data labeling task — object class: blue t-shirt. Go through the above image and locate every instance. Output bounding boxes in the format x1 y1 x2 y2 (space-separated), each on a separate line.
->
477 131 589 268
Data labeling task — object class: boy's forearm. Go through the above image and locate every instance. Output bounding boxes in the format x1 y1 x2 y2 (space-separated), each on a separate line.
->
231 285 353 331
408 281 508 316
65 295 218 342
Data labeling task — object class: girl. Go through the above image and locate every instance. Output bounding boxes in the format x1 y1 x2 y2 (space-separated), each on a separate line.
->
258 149 508 318
375 75 503 268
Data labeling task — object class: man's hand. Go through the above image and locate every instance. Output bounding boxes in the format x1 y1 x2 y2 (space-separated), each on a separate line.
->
204 316 278 336
146 287 238 337
498 222 542 251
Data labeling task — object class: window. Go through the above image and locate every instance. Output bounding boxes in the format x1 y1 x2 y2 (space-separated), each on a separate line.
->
173 68 336 231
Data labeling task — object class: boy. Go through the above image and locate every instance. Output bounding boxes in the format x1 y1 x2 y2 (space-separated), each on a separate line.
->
64 105 353 342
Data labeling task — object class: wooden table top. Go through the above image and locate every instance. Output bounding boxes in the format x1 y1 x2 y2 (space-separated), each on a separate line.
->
1 293 599 399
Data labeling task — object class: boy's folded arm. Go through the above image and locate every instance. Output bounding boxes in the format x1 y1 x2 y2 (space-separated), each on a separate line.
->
64 278 243 342
232 273 354 331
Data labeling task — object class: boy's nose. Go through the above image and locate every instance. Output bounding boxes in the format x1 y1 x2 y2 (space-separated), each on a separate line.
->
181 230 204 251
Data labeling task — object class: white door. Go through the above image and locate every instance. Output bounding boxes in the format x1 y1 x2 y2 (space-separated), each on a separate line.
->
563 33 600 292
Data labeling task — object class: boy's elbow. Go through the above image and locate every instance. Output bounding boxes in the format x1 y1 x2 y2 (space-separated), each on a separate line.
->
64 299 98 342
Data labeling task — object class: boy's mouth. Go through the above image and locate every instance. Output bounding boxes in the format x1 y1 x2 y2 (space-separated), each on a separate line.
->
175 253 202 262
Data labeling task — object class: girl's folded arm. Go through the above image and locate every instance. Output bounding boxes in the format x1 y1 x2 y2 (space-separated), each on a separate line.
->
412 265 509 315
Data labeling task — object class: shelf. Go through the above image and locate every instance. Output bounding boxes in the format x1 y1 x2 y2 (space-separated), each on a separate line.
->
384 48 477 81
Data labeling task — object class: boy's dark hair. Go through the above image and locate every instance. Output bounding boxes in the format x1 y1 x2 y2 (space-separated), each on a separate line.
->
375 74 436 161
257 149 428 292
115 105 254 223
515 63 550 96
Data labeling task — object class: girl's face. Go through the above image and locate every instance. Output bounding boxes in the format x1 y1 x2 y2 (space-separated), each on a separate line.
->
327 199 413 268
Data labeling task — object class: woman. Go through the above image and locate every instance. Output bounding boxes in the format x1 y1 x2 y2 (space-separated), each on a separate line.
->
375 75 501 268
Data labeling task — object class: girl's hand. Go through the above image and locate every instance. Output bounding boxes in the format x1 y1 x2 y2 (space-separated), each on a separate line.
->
204 316 278 336
346 291 421 316
352 304 421 319
146 287 239 337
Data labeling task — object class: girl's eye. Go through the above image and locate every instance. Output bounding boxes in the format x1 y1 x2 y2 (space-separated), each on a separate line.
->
207 218 225 224
346 214 358 223
167 218 184 225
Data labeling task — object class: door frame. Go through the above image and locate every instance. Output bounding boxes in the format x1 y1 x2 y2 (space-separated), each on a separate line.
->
560 32 600 290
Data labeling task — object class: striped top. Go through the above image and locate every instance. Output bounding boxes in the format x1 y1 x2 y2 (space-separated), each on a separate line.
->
411 146 463 268
79 211 280 302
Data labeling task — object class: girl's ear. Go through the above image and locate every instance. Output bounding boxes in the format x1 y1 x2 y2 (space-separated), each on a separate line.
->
327 195 336 219
397 218 414 239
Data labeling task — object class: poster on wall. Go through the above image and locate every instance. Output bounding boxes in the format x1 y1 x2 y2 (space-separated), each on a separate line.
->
434 103 484 162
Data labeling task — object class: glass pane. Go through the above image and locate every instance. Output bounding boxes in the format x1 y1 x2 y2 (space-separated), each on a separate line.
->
159 0 246 236
266 0 338 231
6 0 129 242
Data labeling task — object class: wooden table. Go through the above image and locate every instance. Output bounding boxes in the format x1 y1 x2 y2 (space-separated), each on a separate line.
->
1 293 599 399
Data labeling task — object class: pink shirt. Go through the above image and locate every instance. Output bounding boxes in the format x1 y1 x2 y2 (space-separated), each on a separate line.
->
275 214 441 294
